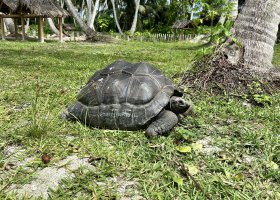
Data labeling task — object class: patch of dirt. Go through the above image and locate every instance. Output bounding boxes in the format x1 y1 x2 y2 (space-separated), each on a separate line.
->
86 33 118 43
7 155 95 199
196 137 222 155
2 145 143 199
1 145 34 180
13 102 31 111
96 177 144 200
241 154 256 165
179 51 280 97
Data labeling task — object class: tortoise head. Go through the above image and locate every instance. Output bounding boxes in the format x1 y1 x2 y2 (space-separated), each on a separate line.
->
170 96 193 115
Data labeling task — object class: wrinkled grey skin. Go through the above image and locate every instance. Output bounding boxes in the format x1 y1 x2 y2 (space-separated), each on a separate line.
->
64 60 193 136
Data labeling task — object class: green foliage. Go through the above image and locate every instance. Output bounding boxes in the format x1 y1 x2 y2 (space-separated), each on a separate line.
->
43 22 53 35
172 175 184 186
66 0 237 35
26 80 50 138
96 12 114 32
27 24 38 35
245 81 273 106
252 94 272 106
97 18 109 32
151 23 173 34
195 0 236 43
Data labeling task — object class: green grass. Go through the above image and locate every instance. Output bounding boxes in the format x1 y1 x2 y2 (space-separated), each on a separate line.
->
0 40 280 199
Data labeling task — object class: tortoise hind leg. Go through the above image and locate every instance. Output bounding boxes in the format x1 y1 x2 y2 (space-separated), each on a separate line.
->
145 110 178 137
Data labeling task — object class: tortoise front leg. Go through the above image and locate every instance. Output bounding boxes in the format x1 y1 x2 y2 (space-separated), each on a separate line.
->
145 110 178 137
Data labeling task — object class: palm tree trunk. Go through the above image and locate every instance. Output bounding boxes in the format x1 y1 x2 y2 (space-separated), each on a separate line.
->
111 0 123 34
129 0 140 35
47 18 60 35
64 0 97 39
231 0 280 71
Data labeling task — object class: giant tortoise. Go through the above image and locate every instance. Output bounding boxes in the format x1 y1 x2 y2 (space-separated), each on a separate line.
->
64 60 193 136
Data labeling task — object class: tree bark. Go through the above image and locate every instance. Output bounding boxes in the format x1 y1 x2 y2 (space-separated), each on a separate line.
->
25 18 30 33
47 18 60 35
111 0 123 34
89 0 100 30
226 0 280 72
60 0 65 7
86 0 93 28
190 1 196 20
3 17 15 33
60 0 65 24
104 0 108 9
129 0 140 35
64 0 97 39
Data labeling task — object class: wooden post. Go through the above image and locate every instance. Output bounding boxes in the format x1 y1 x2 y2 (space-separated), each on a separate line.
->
21 16 25 40
58 17 63 42
1 16 5 40
37 17 40 41
14 18 18 40
38 16 44 43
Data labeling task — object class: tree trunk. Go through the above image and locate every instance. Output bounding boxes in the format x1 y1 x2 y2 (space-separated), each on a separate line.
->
111 0 123 34
47 18 60 35
60 0 65 23
86 0 100 30
89 0 100 30
64 0 97 39
25 18 30 33
86 0 93 27
229 0 280 72
80 0 86 20
3 17 15 33
190 1 196 20
129 0 140 35
104 0 108 9
60 0 64 7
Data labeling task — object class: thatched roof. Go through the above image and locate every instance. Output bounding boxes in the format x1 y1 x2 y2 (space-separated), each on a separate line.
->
2 0 19 11
172 19 193 29
0 0 68 17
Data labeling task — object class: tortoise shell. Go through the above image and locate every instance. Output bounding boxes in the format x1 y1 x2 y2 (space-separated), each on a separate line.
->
68 60 177 130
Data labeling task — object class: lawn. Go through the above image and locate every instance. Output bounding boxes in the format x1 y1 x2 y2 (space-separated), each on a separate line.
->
0 40 280 199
